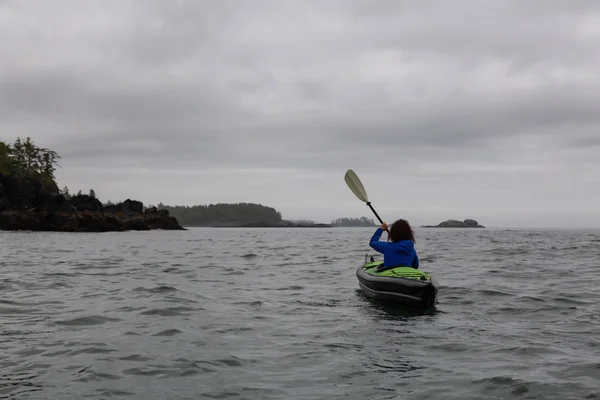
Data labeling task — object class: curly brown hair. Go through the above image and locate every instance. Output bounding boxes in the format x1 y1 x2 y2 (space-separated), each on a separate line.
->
389 219 415 243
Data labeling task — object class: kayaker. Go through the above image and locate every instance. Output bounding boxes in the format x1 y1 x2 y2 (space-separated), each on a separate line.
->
369 219 419 269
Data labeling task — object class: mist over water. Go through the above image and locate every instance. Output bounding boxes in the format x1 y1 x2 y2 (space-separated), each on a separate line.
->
1 227 598 399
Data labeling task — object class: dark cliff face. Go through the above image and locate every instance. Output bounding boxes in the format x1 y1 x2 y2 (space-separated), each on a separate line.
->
0 173 185 232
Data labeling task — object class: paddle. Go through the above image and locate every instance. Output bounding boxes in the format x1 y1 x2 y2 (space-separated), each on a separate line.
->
344 169 387 230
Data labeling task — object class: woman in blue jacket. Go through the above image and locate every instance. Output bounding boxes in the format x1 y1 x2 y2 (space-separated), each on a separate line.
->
369 219 419 269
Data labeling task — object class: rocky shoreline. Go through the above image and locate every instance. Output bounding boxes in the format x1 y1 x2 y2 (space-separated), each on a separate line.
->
0 173 184 232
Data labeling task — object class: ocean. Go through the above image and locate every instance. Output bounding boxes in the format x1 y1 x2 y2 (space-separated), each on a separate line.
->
1 227 598 399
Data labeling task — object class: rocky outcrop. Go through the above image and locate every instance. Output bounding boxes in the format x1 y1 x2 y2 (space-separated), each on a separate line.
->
421 219 485 228
0 173 185 232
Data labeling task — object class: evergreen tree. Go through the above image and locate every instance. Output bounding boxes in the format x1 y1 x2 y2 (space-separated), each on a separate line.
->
0 137 62 194
60 186 71 200
0 141 11 174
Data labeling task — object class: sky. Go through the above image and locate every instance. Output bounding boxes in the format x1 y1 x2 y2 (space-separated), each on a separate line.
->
1 0 600 228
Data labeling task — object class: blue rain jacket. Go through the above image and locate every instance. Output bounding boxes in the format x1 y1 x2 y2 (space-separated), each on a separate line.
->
369 228 419 269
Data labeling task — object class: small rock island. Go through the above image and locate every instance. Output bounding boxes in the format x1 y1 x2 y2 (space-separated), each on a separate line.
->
421 219 485 228
0 137 184 232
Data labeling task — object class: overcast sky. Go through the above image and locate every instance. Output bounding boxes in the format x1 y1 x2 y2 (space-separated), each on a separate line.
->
1 1 599 228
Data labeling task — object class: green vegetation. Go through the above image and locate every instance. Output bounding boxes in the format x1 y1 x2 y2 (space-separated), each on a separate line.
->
331 216 377 227
0 137 61 193
157 202 283 226
58 186 99 201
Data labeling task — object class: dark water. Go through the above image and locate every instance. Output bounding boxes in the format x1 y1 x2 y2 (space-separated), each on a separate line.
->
1 227 599 399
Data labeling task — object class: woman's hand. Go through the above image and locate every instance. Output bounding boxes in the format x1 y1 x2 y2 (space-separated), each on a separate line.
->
380 222 388 231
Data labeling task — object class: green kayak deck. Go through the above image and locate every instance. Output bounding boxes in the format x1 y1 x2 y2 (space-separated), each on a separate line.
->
362 261 432 281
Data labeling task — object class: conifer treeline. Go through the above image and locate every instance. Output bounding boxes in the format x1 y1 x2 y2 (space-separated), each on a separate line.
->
330 217 377 227
158 202 376 228
157 202 283 226
0 137 61 192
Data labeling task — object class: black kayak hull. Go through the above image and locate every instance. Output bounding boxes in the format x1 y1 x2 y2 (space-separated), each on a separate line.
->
356 263 439 309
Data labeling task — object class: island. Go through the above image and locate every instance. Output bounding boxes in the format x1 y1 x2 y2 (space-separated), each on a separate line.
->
0 137 184 232
331 217 377 227
157 203 331 227
421 219 485 228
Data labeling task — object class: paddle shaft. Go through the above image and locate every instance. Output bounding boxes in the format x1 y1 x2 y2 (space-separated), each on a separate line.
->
366 202 383 224
367 201 389 233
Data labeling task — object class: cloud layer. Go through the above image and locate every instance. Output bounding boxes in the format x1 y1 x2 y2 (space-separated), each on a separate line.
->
1 0 600 227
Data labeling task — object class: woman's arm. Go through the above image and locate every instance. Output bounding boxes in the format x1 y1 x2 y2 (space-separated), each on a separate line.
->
369 224 391 253
412 253 420 269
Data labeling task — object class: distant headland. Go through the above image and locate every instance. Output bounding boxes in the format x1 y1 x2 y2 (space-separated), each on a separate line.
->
157 204 376 228
157 203 378 228
331 217 377 227
1 137 184 232
421 219 485 228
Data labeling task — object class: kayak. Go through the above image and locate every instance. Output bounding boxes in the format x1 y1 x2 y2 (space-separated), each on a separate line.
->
356 256 439 309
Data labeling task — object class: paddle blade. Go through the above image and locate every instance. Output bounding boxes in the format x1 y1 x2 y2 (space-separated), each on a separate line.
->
344 169 369 203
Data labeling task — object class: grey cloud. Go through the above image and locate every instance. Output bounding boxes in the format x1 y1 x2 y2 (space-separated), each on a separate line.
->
1 0 600 226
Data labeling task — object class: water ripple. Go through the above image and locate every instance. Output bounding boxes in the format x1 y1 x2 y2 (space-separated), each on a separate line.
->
0 228 599 399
